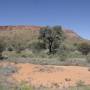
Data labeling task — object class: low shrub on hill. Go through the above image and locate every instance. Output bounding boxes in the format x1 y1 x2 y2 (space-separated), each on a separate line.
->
86 53 90 63
78 42 90 55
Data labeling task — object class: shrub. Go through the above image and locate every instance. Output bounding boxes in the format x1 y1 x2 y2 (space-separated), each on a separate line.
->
4 30 38 53
7 47 13 51
86 53 90 63
68 85 90 90
11 39 24 53
76 80 85 87
19 82 33 90
59 53 67 61
20 50 34 58
29 40 46 53
0 37 6 59
57 46 67 61
77 42 90 55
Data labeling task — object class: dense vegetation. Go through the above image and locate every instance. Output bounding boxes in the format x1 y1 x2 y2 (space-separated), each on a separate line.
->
0 26 90 90
39 26 64 54
77 42 90 55
0 26 90 65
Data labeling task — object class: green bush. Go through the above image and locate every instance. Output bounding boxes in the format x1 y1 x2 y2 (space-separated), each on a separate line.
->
1 30 38 53
58 52 67 61
86 53 90 63
76 80 85 87
29 40 46 53
68 85 90 90
78 42 90 55
0 37 6 59
19 82 33 90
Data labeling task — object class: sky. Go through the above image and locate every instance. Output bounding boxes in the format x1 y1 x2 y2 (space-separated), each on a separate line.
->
0 0 90 39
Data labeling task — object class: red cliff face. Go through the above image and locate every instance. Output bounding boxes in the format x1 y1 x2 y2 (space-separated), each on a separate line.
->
0 25 82 41
0 26 42 31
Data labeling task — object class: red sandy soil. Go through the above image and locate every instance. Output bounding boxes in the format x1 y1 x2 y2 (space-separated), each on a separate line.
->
0 26 42 31
0 62 90 88
13 63 90 88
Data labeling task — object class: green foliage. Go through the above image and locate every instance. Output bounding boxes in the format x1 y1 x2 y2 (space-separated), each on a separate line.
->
59 53 67 61
39 26 64 54
29 40 46 53
76 80 85 87
19 82 33 90
68 85 90 90
10 33 28 53
0 30 38 53
86 53 90 63
67 51 84 58
0 43 4 52
57 46 67 61
77 42 90 55
0 37 6 59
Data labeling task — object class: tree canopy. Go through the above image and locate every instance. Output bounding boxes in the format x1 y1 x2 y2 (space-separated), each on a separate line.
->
39 26 65 54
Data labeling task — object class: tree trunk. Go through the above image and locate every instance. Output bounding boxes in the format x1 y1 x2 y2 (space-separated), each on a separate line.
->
48 42 52 54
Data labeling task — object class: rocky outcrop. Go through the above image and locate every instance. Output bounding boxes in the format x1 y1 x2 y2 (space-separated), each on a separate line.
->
0 25 83 42
0 25 42 31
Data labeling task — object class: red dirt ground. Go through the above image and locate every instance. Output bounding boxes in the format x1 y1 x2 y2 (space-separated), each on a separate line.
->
12 63 90 88
0 62 90 88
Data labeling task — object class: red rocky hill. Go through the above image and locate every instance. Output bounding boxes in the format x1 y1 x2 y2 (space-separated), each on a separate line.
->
0 25 85 42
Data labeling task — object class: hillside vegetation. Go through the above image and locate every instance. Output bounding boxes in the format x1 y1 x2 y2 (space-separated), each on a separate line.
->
0 25 90 65
0 25 90 90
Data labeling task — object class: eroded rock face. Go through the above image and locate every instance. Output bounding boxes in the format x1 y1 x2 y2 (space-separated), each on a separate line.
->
0 25 42 31
0 25 83 42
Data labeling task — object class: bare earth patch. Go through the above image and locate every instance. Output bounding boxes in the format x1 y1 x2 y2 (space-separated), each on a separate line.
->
0 61 90 88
